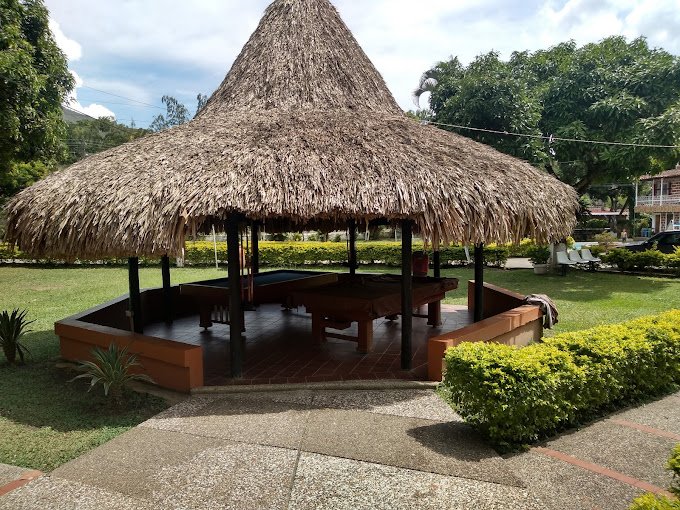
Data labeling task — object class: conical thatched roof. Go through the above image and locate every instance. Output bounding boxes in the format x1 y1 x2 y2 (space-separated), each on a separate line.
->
5 0 578 259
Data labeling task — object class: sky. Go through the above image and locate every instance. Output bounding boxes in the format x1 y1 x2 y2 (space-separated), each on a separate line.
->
45 0 680 129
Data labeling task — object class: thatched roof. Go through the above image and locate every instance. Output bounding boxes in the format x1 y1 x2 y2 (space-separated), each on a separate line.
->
5 0 578 259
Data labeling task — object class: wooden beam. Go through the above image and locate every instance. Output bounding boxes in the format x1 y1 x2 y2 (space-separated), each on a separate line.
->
474 244 484 323
433 250 441 278
251 222 260 275
127 257 143 334
348 219 357 275
161 255 172 324
401 219 413 370
227 217 244 378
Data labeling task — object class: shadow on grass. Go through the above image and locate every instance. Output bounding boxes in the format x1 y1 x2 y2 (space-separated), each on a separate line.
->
0 330 168 433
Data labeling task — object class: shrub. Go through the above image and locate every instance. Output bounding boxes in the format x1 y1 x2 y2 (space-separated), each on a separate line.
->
594 231 617 251
630 493 680 510
0 309 34 364
441 310 680 448
629 444 680 509
585 219 609 229
526 245 550 265
602 249 672 272
71 344 154 406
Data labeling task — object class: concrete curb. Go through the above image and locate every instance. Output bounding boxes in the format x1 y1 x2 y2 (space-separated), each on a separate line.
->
191 379 439 394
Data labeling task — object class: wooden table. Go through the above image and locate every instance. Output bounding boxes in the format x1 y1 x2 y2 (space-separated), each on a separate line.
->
291 274 459 353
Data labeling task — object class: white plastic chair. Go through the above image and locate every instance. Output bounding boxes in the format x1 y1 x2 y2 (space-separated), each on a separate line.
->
568 249 588 265
556 250 577 275
580 248 601 263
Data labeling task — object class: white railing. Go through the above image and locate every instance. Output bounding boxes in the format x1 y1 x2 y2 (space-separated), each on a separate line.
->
636 195 680 206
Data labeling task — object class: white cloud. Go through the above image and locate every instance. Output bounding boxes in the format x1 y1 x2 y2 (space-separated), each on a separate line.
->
48 19 82 62
43 0 680 115
65 71 116 119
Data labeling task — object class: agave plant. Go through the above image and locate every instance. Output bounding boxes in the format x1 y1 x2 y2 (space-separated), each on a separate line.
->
0 309 34 364
71 343 154 405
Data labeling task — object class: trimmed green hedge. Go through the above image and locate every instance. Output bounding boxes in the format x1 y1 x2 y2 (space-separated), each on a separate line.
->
441 310 680 449
187 241 509 267
603 248 680 273
0 241 510 268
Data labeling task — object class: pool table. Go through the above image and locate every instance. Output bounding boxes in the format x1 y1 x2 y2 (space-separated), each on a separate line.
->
291 274 459 353
180 270 338 329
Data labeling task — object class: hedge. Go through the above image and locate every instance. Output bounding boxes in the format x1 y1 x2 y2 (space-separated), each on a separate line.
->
0 241 510 268
603 248 680 273
441 310 680 449
186 241 509 267
629 444 680 509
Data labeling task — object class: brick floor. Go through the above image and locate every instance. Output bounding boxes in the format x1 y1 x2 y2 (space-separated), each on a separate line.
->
145 304 472 386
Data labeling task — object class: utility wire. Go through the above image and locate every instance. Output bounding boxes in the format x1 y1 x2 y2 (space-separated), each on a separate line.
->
80 86 165 110
421 120 680 149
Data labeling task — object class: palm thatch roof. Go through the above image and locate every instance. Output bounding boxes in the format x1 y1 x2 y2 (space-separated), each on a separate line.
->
5 0 578 259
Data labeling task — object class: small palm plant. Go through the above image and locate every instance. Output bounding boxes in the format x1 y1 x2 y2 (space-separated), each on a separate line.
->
0 309 34 364
71 344 154 406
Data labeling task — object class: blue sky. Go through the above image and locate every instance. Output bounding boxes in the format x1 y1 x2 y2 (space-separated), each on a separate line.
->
45 0 680 129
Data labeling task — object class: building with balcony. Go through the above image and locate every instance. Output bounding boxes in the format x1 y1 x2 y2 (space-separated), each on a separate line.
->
636 165 680 232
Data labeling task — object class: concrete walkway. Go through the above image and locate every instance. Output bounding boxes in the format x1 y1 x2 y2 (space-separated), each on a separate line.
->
1 388 678 509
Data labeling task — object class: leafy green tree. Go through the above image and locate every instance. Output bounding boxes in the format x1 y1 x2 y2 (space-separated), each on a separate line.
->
417 37 680 193
150 93 210 132
0 0 74 194
196 93 209 115
62 117 149 164
149 95 191 132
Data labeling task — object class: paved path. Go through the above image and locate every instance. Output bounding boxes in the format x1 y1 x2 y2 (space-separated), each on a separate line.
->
1 388 678 509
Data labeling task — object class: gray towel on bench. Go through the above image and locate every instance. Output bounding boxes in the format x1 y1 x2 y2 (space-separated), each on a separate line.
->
524 294 559 329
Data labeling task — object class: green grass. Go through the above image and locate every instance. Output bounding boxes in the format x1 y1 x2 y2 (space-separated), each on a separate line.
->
0 264 679 470
437 267 680 336
0 266 223 471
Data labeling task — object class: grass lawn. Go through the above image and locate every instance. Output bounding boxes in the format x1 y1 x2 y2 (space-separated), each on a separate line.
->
0 266 223 471
0 264 679 471
437 267 680 336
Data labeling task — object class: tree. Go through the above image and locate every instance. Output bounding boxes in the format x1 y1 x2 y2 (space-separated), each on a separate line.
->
0 0 74 195
61 117 149 164
417 37 680 193
149 93 210 132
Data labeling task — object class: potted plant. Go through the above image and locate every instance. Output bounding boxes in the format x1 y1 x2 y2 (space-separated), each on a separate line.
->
527 245 551 274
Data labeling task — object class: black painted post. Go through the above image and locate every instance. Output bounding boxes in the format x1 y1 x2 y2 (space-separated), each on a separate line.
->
251 222 260 275
433 250 441 278
474 244 484 323
128 257 143 334
401 220 413 370
348 219 357 275
161 255 172 324
227 217 244 378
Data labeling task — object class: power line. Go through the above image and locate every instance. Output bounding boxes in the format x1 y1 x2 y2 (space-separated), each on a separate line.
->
80 86 165 110
422 120 680 149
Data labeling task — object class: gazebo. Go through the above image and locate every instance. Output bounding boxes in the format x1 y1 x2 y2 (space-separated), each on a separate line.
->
5 0 578 385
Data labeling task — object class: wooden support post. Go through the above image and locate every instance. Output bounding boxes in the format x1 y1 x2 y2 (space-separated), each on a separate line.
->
127 257 143 334
227 217 244 378
348 219 357 275
474 244 484 323
161 255 172 324
251 222 260 275
433 250 441 278
401 219 413 370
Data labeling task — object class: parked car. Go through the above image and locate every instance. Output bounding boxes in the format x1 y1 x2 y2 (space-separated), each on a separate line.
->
623 231 680 254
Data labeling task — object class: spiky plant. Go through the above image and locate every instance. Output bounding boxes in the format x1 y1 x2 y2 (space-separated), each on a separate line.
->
71 344 154 406
0 309 34 364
